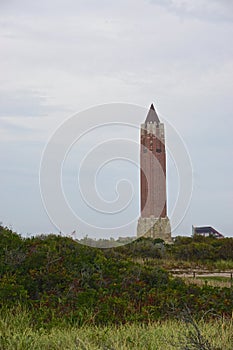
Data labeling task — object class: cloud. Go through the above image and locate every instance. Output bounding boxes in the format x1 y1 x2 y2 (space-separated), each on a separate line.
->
0 89 50 117
149 0 233 22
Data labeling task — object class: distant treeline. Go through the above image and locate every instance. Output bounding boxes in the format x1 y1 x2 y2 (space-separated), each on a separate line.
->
119 235 233 261
0 225 232 327
79 233 233 261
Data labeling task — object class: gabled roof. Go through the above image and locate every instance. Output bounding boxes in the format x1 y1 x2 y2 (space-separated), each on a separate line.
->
145 103 160 124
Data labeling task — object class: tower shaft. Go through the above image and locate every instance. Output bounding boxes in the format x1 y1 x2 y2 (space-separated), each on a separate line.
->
137 104 171 242
140 122 167 218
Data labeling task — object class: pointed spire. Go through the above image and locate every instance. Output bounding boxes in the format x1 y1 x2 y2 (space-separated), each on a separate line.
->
145 103 160 124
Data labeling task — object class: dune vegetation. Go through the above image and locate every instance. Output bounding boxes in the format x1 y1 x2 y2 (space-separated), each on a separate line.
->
0 225 232 349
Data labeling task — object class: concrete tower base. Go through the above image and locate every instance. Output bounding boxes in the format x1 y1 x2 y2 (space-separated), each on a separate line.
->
137 216 172 243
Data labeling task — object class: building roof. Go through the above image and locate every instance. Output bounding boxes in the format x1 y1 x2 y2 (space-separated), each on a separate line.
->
145 103 160 124
193 226 224 238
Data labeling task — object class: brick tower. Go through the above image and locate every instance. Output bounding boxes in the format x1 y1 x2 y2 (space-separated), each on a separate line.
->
137 104 172 242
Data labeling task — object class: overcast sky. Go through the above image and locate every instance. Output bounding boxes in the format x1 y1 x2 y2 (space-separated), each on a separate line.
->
0 0 232 238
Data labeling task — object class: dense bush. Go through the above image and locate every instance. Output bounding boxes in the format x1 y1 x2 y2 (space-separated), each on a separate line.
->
0 226 232 327
116 234 233 262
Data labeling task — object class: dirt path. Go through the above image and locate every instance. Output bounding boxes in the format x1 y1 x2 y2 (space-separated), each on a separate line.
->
171 270 233 278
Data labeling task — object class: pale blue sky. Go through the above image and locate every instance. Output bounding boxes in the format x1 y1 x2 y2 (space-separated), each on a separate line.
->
0 0 232 238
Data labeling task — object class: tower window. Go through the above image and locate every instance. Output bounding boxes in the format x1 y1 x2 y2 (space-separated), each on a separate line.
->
156 149 161 153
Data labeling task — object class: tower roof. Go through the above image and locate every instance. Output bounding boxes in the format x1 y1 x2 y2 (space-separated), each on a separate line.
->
145 103 160 124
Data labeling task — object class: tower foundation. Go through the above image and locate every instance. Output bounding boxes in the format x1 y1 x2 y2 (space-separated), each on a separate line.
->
137 216 172 243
